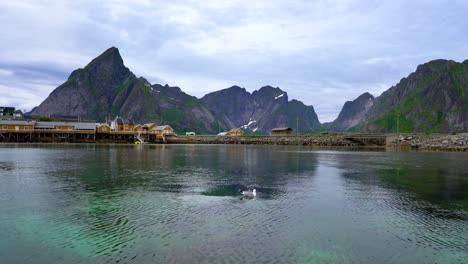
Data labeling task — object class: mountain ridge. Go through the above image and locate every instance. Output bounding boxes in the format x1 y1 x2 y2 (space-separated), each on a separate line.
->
201 85 321 133
30 47 229 133
29 47 468 133
330 59 468 133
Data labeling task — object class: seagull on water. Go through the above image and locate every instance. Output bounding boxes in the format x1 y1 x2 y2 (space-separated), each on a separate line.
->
241 189 256 197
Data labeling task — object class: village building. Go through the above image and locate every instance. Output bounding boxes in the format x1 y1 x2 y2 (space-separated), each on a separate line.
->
0 107 16 117
111 116 135 132
74 123 97 132
13 110 23 118
97 123 111 133
0 120 36 132
271 127 294 135
143 123 157 133
32 122 97 132
226 128 244 136
152 125 176 137
133 124 143 132
35 122 75 132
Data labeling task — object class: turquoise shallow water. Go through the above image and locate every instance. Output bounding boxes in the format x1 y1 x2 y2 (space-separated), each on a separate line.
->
0 144 467 263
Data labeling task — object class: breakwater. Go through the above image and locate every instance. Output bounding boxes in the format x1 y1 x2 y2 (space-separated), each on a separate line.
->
387 133 468 152
166 135 362 147
167 134 468 151
2 131 467 151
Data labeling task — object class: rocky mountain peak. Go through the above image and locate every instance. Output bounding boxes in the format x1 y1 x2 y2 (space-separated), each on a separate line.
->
256 85 284 94
202 84 319 133
30 47 228 133
332 58 468 133
83 47 129 79
227 85 245 91
216 85 248 95
253 85 288 103
356 92 375 101
415 59 452 74
329 92 376 132
138 77 151 86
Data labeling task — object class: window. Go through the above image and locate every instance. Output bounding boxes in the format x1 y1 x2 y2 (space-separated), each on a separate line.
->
68 127 73 130
102 127 107 132
24 126 29 131
2 125 7 130
56 126 61 130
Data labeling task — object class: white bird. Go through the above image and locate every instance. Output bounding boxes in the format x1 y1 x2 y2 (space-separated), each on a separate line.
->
241 189 256 197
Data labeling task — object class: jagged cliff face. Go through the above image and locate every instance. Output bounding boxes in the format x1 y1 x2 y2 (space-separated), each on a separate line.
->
328 92 375 132
31 47 136 120
202 85 320 133
332 59 468 133
31 47 468 134
30 47 227 133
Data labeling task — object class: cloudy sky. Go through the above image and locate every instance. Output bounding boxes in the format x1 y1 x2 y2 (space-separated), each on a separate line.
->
1 0 468 122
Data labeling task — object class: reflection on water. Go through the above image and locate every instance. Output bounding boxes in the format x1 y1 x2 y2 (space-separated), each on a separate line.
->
0 144 467 263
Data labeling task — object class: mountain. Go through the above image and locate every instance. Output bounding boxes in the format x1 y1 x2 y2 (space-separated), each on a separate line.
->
327 92 375 132
201 85 321 134
331 59 468 133
31 47 467 134
30 47 227 133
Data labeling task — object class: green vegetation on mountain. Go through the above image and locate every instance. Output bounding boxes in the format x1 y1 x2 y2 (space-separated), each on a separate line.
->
30 47 228 133
333 59 468 133
29 47 468 134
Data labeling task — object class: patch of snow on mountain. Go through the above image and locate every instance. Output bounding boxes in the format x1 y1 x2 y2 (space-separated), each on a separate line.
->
275 93 284 99
241 119 257 129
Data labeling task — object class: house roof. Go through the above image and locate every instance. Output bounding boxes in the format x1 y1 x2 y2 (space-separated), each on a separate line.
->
74 123 97 130
35 122 96 130
0 120 36 125
153 125 173 131
0 107 15 112
143 123 156 128
229 128 242 132
114 117 135 125
272 127 293 131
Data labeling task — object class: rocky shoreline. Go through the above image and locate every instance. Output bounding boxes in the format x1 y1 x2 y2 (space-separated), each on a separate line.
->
2 133 467 152
163 134 468 152
166 135 360 147
388 133 468 152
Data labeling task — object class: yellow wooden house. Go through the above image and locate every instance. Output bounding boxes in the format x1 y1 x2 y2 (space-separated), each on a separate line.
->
143 123 157 133
226 128 244 136
133 124 143 133
152 125 176 137
97 123 111 134
0 120 36 132
111 116 135 132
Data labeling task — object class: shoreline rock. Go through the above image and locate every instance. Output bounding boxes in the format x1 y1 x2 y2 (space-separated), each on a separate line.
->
387 133 468 152
167 135 360 147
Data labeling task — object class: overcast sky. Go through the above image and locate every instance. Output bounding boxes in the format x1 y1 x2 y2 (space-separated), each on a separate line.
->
1 0 468 122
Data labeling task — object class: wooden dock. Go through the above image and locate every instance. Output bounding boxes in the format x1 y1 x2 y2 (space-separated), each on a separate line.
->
0 130 166 143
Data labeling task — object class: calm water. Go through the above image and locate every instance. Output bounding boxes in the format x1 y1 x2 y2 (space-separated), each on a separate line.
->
0 144 467 264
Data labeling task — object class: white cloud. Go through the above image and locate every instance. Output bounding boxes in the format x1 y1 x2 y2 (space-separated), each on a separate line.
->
0 69 14 76
1 0 468 121
0 84 52 112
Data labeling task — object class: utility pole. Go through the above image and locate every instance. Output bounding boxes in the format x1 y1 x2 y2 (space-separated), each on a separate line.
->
396 108 400 135
296 117 299 136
